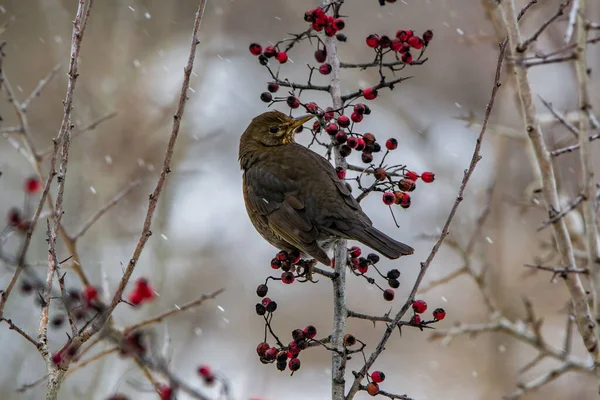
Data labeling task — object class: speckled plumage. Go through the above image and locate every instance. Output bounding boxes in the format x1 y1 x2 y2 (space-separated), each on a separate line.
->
239 110 413 266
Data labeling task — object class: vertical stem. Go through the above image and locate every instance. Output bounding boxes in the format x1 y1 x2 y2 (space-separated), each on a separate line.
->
500 0 600 366
324 2 348 399
574 0 600 319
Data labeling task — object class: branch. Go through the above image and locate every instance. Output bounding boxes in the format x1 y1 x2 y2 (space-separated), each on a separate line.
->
21 64 61 112
516 1 571 52
500 0 600 367
345 39 508 400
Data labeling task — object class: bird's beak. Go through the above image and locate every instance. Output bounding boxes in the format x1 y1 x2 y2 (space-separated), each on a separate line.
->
290 114 314 131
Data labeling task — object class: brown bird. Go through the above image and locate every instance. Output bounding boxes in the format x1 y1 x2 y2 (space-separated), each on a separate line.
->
239 110 413 266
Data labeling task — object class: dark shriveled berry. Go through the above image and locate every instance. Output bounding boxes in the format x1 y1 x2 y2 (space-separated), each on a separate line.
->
367 253 380 264
255 303 266 316
260 92 272 103
266 300 278 313
267 82 280 93
288 358 301 371
387 269 400 279
383 289 395 301
256 284 268 297
343 333 356 346
388 278 400 289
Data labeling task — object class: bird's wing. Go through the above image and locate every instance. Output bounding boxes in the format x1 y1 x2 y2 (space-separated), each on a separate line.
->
244 165 330 264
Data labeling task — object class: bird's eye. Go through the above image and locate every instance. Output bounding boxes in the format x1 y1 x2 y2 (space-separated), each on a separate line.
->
269 126 279 134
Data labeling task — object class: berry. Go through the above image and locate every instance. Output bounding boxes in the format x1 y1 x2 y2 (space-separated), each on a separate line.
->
337 115 350 128
362 133 376 145
398 178 416 192
324 107 335 120
314 49 327 63
256 342 270 357
263 46 277 57
363 87 378 100
288 358 301 372
387 269 400 279
366 382 380 396
405 170 419 181
158 385 173 400
350 112 363 123
335 166 346 179
374 168 387 181
412 299 427 313
271 258 282 269
335 131 348 144
382 192 395 206
83 285 98 306
355 138 366 151
288 341 300 357
391 39 403 52
401 52 413 64
354 104 366 114
394 191 405 205
255 303 266 316
357 262 368 274
361 152 373 164
275 51 288 63
258 54 268 65
383 289 395 301
305 102 319 113
198 365 212 378
433 307 446 321
325 25 337 37
249 43 262 56
319 63 332 75
373 142 381 152
400 193 411 208
339 145 352 158
7 208 22 227
304 325 317 339
423 29 434 43
347 137 358 149
276 361 287 371
407 35 423 49
24 177 42 194
128 290 144 306
421 171 435 183
264 347 278 361
388 278 400 288
286 96 300 109
366 34 380 48
349 246 361 258
267 82 280 93
411 314 421 325
266 300 278 313
379 35 392 48
371 371 386 383
256 284 268 297
261 297 271 307
281 271 295 284
396 30 408 41
325 123 339 135
336 33 347 42
277 350 288 362
260 92 272 103
343 333 356 346
51 315 65 328
333 18 345 30
385 138 398 150
292 329 305 342
367 253 380 264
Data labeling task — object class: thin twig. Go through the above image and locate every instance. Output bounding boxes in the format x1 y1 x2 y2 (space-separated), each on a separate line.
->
0 318 40 349
516 1 571 52
21 64 61 112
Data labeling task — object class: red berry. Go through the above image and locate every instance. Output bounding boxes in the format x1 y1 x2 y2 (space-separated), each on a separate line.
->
357 263 368 274
281 271 295 284
383 289 395 301
347 137 358 149
271 258 282 269
51 352 63 365
325 123 339 135
286 96 300 109
423 29 434 43
396 30 407 41
371 371 386 383
405 170 419 181
394 191 404 205
412 299 427 313
401 52 413 64
314 49 327 63
339 145 352 157
363 87 378 100
374 168 387 181
366 34 380 48
275 51 288 63
391 39 403 52
267 82 280 93
385 138 398 150
128 290 144 306
312 22 323 32
319 63 332 75
366 382 380 396
249 43 262 56
335 131 347 144
261 297 272 307
362 133 376 145
157 385 173 400
304 325 317 339
400 193 411 208
288 341 300 357
263 46 277 57
288 358 301 372
405 30 414 38
379 35 392 48
264 347 278 360
337 115 350 128
324 25 337 37
83 285 98 306
335 166 346 179
305 102 319 114
198 365 212 378
421 171 435 183
433 307 446 321
355 138 366 151
382 192 395 206
324 107 335 121
24 177 42 194
256 342 270 356
407 35 423 49
333 18 345 30
354 103 366 114
351 112 363 123
411 314 422 325
7 208 22 227
349 246 361 258
361 152 373 164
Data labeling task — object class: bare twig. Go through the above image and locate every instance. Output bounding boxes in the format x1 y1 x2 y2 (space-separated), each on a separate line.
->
537 194 584 231
517 1 571 52
538 96 579 137
564 0 579 43
21 64 61 112
0 318 40 349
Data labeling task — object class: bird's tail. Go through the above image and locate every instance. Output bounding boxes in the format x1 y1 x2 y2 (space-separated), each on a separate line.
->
350 226 413 259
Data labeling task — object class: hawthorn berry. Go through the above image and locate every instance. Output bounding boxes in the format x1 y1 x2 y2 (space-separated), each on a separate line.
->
275 51 288 63
260 92 272 103
363 87 378 100
335 131 347 144
319 63 332 75
394 191 405 205
391 39 403 52
333 18 345 30
255 303 266 316
266 300 278 313
421 171 435 183
289 358 301 372
324 107 335 120
347 137 358 149
357 262 368 274
304 325 317 339
258 54 268 65
423 29 434 43
350 112 363 123
383 289 395 301
371 371 386 383
400 193 411 209
407 35 423 49
401 52 413 64
382 192 395 206
288 341 300 357
339 145 352 158
362 133 375 145
387 269 400 279
277 350 288 362
256 284 268 297
198 365 212 379
398 178 416 192
335 166 346 179
388 278 400 288
304 102 319 114
433 307 446 321
336 33 347 42
396 30 408 41
366 382 380 396
286 96 300 109
281 272 295 284
128 290 144 306
325 122 339 135
355 138 366 151
367 253 380 264
157 385 173 400
411 314 422 325
264 347 278 361
405 170 419 181
314 49 327 63
349 246 361 258
292 329 305 342
412 299 427 313
267 82 280 93
374 168 387 181
337 115 350 127
361 152 373 164
24 177 42 194
373 142 381 152
271 258 282 269
256 342 270 357
385 138 398 150
325 25 337 37
263 46 277 57
249 43 262 56
366 34 380 48
83 285 98 306
379 35 392 48
343 333 356 346
7 208 22 227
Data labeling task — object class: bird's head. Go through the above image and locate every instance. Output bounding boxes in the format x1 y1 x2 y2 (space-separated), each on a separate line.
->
241 110 314 147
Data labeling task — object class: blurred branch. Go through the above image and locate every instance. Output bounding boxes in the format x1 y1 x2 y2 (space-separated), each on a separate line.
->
516 0 571 52
20 64 61 112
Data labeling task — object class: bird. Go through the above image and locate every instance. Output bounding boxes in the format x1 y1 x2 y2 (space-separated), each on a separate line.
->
239 109 414 266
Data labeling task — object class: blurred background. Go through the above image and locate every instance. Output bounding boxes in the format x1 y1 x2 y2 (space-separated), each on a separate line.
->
1 0 599 399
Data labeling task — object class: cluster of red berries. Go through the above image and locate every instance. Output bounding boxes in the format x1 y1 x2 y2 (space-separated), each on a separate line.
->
365 29 433 65
366 370 386 396
381 170 435 207
256 324 317 374
409 299 446 327
127 277 155 306
270 250 302 284
303 7 346 40
5 176 43 232
343 246 401 302
249 43 289 67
